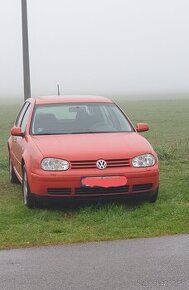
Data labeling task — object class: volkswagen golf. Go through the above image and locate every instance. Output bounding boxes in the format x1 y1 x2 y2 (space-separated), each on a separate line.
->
8 95 159 208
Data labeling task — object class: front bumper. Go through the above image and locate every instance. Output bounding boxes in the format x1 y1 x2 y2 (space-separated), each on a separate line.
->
29 166 159 199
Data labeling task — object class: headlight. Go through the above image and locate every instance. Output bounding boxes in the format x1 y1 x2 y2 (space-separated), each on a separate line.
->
41 158 70 171
132 154 156 168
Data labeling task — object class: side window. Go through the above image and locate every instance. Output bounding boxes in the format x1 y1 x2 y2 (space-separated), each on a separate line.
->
20 104 31 133
15 102 30 127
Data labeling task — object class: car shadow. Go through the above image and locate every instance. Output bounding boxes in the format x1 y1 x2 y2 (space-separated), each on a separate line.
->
37 197 145 211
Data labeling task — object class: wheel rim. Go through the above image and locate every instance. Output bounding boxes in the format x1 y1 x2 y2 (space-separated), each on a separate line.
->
23 171 28 205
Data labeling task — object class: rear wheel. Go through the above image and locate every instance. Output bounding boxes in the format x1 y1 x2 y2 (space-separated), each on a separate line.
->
9 154 19 184
22 165 36 209
149 187 159 203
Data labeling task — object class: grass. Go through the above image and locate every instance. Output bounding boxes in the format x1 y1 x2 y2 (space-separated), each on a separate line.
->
0 99 189 249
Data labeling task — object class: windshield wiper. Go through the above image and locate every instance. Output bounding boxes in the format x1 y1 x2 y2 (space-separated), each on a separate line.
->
34 132 71 135
34 130 127 136
68 131 119 134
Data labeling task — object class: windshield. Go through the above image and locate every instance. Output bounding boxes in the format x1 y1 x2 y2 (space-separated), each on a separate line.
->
31 103 134 135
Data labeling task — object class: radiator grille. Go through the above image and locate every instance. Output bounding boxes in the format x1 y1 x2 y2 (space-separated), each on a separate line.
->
71 159 130 169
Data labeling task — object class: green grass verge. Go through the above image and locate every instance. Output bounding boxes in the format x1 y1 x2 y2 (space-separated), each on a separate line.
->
0 99 189 249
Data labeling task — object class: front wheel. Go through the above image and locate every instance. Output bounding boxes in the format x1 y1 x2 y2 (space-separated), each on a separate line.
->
22 165 36 208
149 186 159 203
9 154 19 184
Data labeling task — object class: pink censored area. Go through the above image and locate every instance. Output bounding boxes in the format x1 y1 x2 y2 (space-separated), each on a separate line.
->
81 176 127 188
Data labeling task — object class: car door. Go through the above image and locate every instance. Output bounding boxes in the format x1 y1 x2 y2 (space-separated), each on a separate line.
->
11 102 31 178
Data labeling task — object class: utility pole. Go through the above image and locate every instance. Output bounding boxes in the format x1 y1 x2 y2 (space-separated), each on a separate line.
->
21 0 31 101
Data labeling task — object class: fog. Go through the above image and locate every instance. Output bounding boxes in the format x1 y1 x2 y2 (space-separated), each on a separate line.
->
1 0 189 101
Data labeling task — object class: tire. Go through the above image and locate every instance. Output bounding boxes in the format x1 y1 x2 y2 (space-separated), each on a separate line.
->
22 165 36 209
149 186 159 203
9 154 19 184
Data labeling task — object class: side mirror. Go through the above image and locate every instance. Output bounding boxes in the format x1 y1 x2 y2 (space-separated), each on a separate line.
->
11 127 24 137
135 123 149 132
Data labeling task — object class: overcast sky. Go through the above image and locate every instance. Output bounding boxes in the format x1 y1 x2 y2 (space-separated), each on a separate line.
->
0 0 189 100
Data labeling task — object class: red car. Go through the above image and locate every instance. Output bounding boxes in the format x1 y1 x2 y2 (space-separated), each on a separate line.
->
8 96 159 208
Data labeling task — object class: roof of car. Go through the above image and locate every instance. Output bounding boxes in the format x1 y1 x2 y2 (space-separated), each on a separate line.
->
33 95 113 105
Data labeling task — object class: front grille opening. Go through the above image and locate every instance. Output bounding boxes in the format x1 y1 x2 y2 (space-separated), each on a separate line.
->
47 188 71 195
75 185 129 195
132 183 153 192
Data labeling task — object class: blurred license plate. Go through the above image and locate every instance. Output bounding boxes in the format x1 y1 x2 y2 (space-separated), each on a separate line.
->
81 176 127 188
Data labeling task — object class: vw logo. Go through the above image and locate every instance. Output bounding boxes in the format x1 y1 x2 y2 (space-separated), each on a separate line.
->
96 159 107 170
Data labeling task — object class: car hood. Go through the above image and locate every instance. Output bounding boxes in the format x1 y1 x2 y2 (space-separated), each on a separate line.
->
31 132 155 160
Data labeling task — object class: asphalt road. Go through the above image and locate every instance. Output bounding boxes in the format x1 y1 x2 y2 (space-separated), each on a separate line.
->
0 235 188 290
